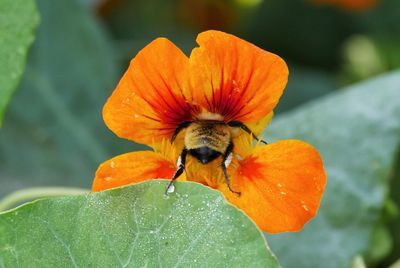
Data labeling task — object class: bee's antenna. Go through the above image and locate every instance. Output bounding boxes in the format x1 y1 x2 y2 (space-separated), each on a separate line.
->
227 121 268 145
171 121 192 144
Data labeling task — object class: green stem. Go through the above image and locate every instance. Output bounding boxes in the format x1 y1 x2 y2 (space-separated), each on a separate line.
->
0 187 89 212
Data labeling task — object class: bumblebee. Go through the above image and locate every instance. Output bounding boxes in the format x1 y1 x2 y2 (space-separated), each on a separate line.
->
166 119 266 195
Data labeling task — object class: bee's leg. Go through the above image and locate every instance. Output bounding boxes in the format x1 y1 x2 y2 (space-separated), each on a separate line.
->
221 142 241 196
171 121 192 144
165 148 187 195
227 121 268 144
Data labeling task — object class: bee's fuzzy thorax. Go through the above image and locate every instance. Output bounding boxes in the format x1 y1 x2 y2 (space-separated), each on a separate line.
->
184 122 231 154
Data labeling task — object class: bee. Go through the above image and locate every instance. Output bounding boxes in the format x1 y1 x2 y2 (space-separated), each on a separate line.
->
165 118 267 195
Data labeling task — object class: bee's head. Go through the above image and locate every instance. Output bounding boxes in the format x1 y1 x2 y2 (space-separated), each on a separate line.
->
189 147 221 164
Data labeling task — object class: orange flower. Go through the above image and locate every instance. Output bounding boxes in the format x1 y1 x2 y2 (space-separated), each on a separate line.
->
92 30 326 233
311 0 377 11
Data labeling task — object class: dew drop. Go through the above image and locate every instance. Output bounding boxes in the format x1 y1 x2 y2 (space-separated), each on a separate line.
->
134 114 140 118
280 191 286 195
110 161 115 168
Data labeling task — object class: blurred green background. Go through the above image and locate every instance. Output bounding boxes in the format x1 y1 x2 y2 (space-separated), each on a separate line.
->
0 0 399 267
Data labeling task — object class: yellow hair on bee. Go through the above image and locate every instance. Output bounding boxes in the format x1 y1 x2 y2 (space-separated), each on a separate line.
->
184 122 231 154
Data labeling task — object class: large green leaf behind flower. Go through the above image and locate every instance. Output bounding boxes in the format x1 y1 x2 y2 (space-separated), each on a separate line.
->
0 0 39 125
0 0 140 197
0 181 280 268
265 71 400 268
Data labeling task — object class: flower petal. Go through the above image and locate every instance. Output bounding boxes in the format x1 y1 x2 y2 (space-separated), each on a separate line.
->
218 140 326 233
242 112 273 136
92 151 177 192
103 38 195 145
187 30 288 123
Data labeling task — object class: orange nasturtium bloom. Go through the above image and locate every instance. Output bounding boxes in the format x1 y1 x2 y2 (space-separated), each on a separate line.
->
92 30 326 233
311 0 377 10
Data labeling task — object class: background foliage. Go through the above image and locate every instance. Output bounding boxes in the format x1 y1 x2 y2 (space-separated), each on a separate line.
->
0 0 39 125
0 0 399 267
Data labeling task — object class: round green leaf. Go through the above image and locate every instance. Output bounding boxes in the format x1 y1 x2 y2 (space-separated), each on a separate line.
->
0 0 39 125
0 181 280 267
